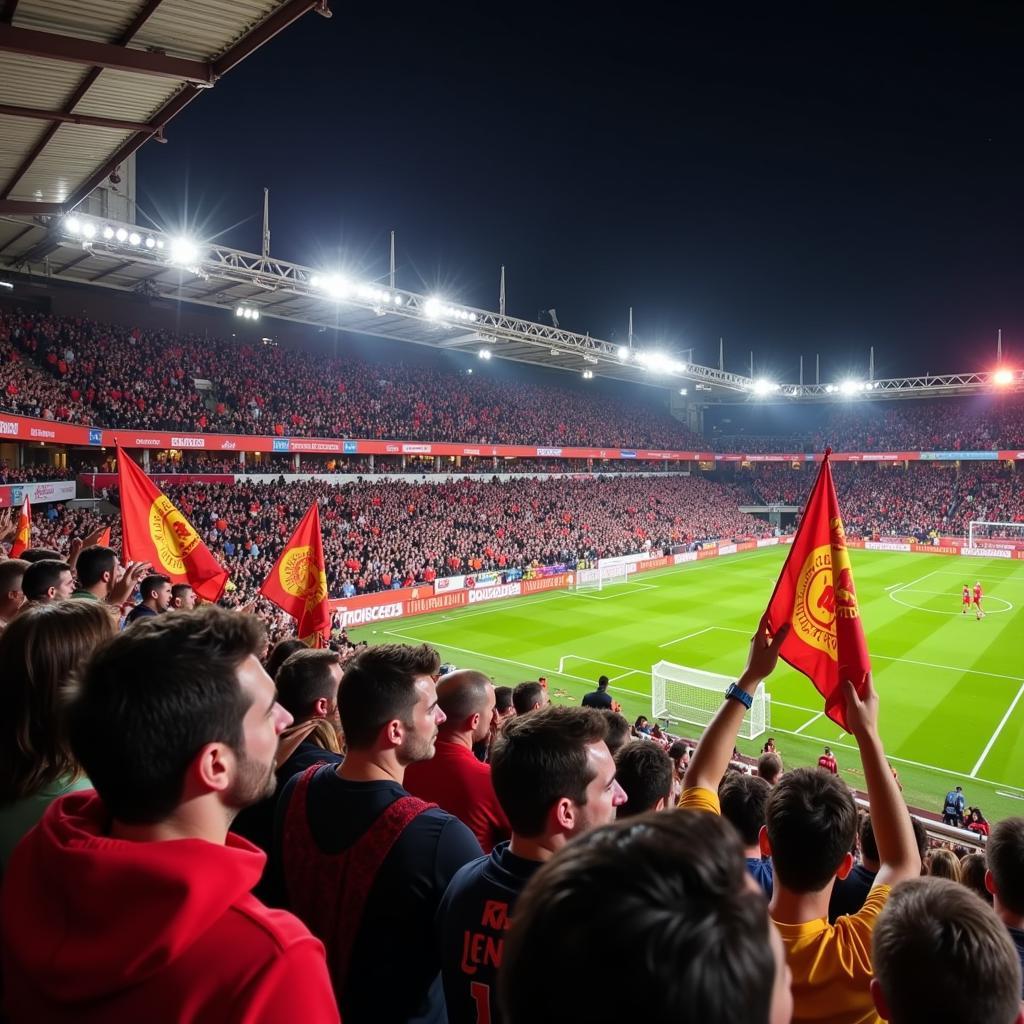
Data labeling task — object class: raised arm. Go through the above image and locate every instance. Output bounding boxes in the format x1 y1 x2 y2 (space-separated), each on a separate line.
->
843 676 921 886
683 616 789 796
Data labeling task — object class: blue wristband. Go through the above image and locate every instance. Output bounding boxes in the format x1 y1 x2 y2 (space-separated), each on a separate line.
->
724 683 753 709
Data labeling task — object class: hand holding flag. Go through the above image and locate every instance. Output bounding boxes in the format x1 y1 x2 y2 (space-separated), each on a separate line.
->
764 449 871 731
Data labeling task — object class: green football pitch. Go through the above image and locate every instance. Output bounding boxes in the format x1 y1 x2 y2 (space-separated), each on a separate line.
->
348 547 1024 823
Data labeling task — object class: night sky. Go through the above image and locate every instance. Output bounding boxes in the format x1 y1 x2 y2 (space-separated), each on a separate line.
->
138 6 1024 383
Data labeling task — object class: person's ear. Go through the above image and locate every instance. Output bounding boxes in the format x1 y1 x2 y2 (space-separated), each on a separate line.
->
759 824 772 858
192 741 234 795
869 978 891 1020
836 851 854 881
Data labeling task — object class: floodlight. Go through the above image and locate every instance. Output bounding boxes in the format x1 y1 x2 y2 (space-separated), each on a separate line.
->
115 228 128 242
679 388 688 396
839 380 862 395
424 297 443 319
102 226 115 240
251 309 260 321
825 384 836 393
469 313 477 322
235 307 245 317
144 237 156 249
478 348 492 360
81 221 96 239
156 239 165 250
753 379 778 396
394 294 403 305
582 370 594 379
617 346 629 361
168 236 199 265
64 216 81 235
994 368 1014 386
128 232 140 246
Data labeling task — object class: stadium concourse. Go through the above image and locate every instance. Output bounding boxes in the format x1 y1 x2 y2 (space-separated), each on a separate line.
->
3 303 1024 1023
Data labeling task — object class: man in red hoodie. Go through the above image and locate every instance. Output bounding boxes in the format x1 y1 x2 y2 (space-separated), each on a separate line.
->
0 606 339 1024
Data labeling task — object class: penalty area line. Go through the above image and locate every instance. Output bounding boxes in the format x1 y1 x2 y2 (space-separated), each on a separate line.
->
970 678 1024 778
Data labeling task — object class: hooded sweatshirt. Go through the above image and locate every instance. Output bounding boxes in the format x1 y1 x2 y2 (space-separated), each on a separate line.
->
1 790 339 1024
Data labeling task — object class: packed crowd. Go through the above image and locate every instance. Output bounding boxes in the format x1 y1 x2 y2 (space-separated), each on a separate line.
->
0 461 77 483
1 586 1022 1024
0 309 701 448
17 473 770 604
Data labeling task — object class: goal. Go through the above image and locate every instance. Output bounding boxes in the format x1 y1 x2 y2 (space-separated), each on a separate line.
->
651 660 770 740
571 561 630 592
967 520 1024 551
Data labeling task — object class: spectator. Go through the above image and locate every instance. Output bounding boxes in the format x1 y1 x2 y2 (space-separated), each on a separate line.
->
959 852 992 905
871 878 1022 1024
171 583 196 610
405 670 511 853
512 680 548 716
494 684 515 719
232 648 345 866
984 817 1024 994
273 643 482 1023
71 546 148 607
498 811 793 1024
21 558 74 603
966 806 991 837
124 573 171 624
614 740 673 818
925 848 961 881
581 674 613 709
0 556 28 631
603 711 632 758
19 547 64 563
817 746 838 775
0 606 339 1022
438 706 625 1024
265 636 308 679
667 738 689 803
758 751 783 785
0 601 116 866
720 772 773 897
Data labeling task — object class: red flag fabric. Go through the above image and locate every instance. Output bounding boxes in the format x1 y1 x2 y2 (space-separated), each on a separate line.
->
9 495 31 558
97 526 112 548
764 450 870 731
259 502 330 646
117 449 228 602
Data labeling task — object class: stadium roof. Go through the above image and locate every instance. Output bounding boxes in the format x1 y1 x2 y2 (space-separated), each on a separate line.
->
0 0 329 215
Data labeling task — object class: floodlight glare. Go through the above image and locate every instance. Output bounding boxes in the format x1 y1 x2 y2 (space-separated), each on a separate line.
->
144 237 156 249
81 221 96 239
156 239 165 250
235 307 245 317
582 370 594 379
478 348 492 360
424 297 443 319
617 346 629 361
102 226 115 240
994 368 1014 386
128 232 141 246
679 388 688 396
839 380 862 395
168 236 199 265
115 228 128 242
753 379 778 395
64 216 81 235
251 309 260 321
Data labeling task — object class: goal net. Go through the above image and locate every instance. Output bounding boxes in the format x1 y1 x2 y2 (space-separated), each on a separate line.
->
967 520 1024 552
651 660 770 740
571 561 630 592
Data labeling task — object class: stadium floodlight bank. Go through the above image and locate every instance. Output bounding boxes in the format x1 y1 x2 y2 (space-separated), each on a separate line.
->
571 562 629 591
967 520 1024 551
652 660 770 740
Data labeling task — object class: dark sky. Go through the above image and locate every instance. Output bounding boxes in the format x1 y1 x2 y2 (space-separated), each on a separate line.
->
138 6 1024 383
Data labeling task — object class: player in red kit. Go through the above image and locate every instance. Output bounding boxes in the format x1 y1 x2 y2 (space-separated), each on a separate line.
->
817 746 838 774
973 581 984 620
962 585 971 615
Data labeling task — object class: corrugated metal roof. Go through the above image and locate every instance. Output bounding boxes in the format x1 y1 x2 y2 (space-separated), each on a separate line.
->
0 1 323 215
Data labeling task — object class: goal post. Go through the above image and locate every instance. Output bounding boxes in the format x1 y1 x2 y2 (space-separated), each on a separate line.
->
571 561 629 592
967 520 1024 550
651 660 770 740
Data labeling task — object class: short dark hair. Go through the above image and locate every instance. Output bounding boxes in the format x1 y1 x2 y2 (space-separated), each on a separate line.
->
75 545 117 587
68 606 266 824
859 814 879 863
757 751 782 784
0 557 29 595
873 877 1022 1023
139 574 170 600
494 685 514 715
266 637 307 679
959 852 992 905
19 547 63 563
171 583 193 601
512 681 543 715
276 648 342 719
614 741 673 818
597 675 609 689
719 773 771 847
337 643 439 749
21 559 71 600
499 812 777 1024
490 706 608 837
766 767 857 893
987 817 1024 915
603 711 631 757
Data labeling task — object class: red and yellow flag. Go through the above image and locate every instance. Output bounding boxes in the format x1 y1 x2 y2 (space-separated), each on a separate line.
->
9 494 31 558
117 448 228 602
259 502 330 646
96 526 112 548
764 449 870 731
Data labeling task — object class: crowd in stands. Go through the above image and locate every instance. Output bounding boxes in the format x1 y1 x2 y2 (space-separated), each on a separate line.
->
2 518 1024 1022
0 461 77 483
1 310 702 448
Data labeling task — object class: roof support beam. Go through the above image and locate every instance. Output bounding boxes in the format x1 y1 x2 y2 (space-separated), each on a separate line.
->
1 0 19 25
90 259 134 282
0 24 215 83
0 102 160 134
0 221 34 255
0 199 63 214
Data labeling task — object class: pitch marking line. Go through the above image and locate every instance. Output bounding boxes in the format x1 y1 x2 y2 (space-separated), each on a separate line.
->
559 654 642 675
658 626 716 648
970 679 1024 777
888 590 1014 616
889 568 944 596
794 710 826 734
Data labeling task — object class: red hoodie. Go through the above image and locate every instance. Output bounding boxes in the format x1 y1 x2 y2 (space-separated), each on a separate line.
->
1 791 339 1024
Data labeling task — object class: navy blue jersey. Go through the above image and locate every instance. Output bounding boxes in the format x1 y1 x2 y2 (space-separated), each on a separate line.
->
437 842 541 1024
